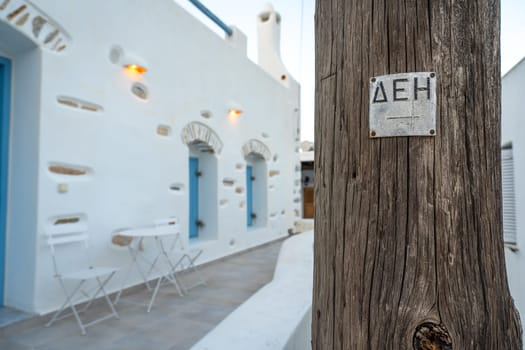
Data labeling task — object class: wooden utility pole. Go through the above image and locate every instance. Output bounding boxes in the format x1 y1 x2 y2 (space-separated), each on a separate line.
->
313 0 522 349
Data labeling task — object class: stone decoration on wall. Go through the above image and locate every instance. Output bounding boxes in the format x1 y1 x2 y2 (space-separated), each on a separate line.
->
241 139 271 161
222 178 235 187
269 169 280 177
200 110 212 119
0 0 70 52
131 83 148 100
48 162 92 177
57 96 103 112
156 125 171 136
169 183 184 193
181 122 223 154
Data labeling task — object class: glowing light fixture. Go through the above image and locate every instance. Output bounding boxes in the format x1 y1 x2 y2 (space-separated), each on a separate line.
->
124 64 147 75
228 109 243 120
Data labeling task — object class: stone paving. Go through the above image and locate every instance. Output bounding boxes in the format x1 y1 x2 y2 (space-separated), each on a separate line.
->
0 239 283 350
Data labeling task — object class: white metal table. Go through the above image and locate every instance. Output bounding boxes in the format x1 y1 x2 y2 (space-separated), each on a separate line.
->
113 224 184 312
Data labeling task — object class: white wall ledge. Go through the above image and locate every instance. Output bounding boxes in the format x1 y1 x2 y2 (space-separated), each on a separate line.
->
190 230 313 350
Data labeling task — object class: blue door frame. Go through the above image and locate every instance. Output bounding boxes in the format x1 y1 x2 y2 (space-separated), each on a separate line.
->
189 157 199 239
246 166 253 227
0 57 12 306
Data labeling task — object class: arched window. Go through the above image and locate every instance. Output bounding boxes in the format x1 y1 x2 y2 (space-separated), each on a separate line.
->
242 140 270 229
181 122 222 240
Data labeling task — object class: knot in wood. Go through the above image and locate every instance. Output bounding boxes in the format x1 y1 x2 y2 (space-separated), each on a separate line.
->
413 322 452 350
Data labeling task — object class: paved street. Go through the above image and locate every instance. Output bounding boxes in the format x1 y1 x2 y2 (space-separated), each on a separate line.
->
0 240 283 350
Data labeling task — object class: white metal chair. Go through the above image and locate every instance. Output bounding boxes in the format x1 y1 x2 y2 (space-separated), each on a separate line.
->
175 242 207 292
154 217 207 293
45 226 119 335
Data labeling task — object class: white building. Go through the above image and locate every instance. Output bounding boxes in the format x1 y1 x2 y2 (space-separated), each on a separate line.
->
502 57 525 334
0 0 301 314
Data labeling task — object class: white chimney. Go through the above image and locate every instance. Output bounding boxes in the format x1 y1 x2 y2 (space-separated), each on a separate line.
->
257 3 290 86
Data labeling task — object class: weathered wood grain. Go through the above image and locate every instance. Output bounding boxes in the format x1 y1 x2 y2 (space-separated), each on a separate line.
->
313 0 523 348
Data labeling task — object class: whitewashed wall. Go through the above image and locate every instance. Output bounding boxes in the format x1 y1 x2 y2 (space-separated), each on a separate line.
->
502 57 525 334
0 0 300 313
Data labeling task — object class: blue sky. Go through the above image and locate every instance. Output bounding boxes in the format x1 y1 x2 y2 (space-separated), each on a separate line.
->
502 0 525 75
178 0 525 142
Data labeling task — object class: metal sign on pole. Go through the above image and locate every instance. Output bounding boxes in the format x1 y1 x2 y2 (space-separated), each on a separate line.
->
369 72 437 138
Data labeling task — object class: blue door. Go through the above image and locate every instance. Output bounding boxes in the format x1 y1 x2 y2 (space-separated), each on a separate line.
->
0 57 12 306
246 166 253 227
189 157 199 239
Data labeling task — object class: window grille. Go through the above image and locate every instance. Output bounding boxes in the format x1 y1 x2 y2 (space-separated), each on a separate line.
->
502 143 517 250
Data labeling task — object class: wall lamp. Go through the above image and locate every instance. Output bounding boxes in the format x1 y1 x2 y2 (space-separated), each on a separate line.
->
124 63 148 77
124 64 148 75
228 109 243 120
109 46 149 77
